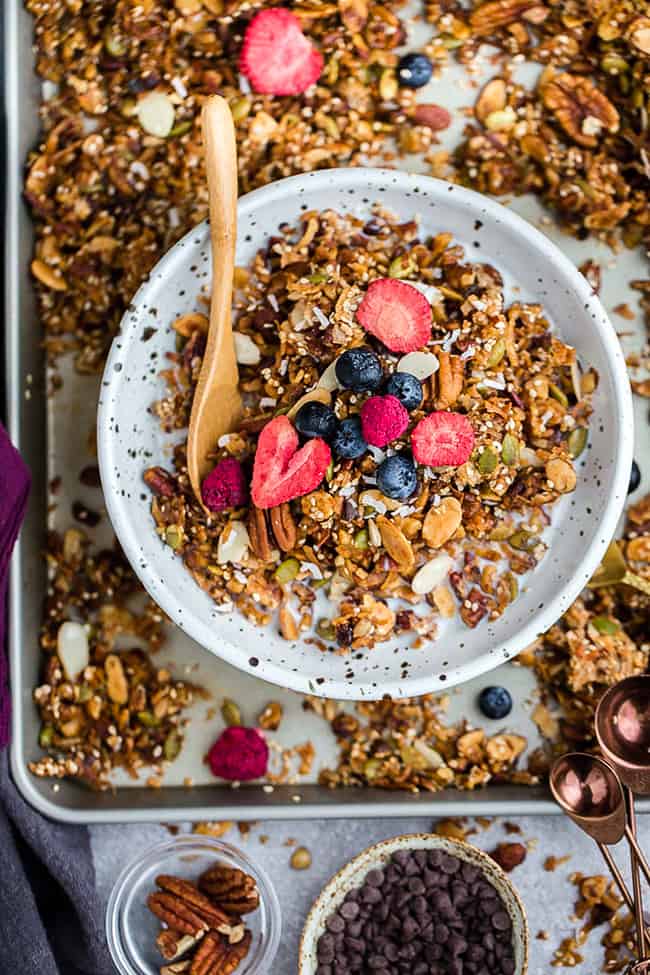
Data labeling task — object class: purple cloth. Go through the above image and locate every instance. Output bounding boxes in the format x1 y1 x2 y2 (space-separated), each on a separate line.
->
0 421 30 746
0 422 113 974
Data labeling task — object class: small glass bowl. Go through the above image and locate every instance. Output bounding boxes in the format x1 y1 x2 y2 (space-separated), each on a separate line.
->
106 835 281 975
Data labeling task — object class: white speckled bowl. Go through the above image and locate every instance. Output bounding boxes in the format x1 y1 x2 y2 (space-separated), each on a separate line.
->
299 833 529 975
97 167 633 700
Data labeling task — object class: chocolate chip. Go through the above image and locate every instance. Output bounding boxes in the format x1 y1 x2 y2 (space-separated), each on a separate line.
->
319 848 515 975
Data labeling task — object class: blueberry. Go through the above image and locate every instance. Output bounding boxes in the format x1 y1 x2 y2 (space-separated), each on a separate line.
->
332 416 367 459
385 372 423 411
629 459 641 494
397 53 433 89
376 454 418 500
295 401 338 441
335 348 383 392
478 686 512 720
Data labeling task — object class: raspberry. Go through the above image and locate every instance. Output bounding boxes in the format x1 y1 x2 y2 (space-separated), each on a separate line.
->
207 726 269 781
239 9 323 96
411 411 475 467
201 458 248 512
251 415 331 509
356 279 432 353
360 395 410 448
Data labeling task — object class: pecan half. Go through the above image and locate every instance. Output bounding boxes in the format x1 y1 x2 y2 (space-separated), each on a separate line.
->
190 932 228 975
155 876 231 929
376 517 415 572
269 503 297 552
156 929 201 961
147 892 208 938
198 865 260 915
435 352 464 409
144 466 176 497
540 73 619 148
247 507 274 562
222 932 252 975
469 0 545 35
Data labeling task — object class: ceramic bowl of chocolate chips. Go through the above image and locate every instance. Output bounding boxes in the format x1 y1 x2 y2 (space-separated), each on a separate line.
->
299 834 528 975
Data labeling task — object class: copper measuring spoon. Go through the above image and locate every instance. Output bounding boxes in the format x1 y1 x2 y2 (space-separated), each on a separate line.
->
550 752 650 953
187 95 242 504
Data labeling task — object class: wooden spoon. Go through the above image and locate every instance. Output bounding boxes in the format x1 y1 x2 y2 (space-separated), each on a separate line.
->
187 95 242 504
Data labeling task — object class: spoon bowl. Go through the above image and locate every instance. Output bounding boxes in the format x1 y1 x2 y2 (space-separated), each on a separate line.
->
550 752 627 845
596 676 650 794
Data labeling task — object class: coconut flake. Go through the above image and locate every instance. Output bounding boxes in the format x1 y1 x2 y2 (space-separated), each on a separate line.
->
301 561 323 580
268 293 279 313
171 76 188 99
368 446 387 464
234 332 261 365
481 377 506 390
136 92 175 138
168 207 180 229
130 161 149 181
239 73 252 94
440 329 460 352
313 307 330 328
259 396 277 408
57 621 89 681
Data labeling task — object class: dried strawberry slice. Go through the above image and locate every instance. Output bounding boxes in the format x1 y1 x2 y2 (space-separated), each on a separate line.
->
411 411 475 467
356 278 432 353
239 8 324 97
251 415 331 509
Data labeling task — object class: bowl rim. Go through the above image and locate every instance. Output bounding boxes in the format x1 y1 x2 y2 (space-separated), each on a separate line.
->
104 834 282 975
98 166 634 701
297 832 530 975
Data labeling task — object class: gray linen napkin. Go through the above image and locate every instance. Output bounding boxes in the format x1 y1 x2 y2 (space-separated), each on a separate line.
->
0 421 114 975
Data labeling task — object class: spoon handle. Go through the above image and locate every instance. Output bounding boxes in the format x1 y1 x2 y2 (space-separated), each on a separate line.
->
625 788 649 959
187 95 241 501
598 842 650 942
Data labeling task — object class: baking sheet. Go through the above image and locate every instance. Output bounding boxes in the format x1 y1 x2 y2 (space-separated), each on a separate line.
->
6 0 648 821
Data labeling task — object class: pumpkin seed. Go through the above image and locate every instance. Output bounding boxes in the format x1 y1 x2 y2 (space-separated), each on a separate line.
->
549 382 569 408
137 710 161 728
163 731 182 762
165 525 183 550
325 460 335 482
274 557 300 584
508 530 539 552
601 52 628 74
316 618 336 640
221 698 242 727
388 253 417 279
39 725 54 748
505 572 518 602
486 338 506 367
568 427 588 459
309 271 329 284
230 96 251 122
363 758 381 779
104 29 127 57
77 683 93 703
478 447 498 474
354 528 369 550
168 120 193 138
501 433 520 467
591 616 620 635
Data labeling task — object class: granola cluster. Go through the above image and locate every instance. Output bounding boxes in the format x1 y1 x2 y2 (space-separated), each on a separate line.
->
29 527 196 789
145 207 593 651
425 0 650 255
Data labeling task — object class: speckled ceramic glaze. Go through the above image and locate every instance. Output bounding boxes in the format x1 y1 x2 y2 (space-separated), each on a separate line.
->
97 168 633 701
298 833 529 975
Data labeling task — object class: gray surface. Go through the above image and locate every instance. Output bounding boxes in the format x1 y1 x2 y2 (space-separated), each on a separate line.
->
93 815 650 974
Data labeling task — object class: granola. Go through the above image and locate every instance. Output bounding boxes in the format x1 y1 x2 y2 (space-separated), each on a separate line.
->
145 206 593 651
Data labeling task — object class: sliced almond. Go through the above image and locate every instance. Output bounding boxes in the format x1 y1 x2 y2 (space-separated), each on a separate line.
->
376 516 415 571
317 359 340 392
422 497 462 548
233 332 261 365
475 78 507 124
396 350 440 380
279 602 299 640
31 259 67 291
287 386 331 419
57 621 89 681
411 553 453 595
217 520 250 564
136 91 175 138
433 584 456 618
